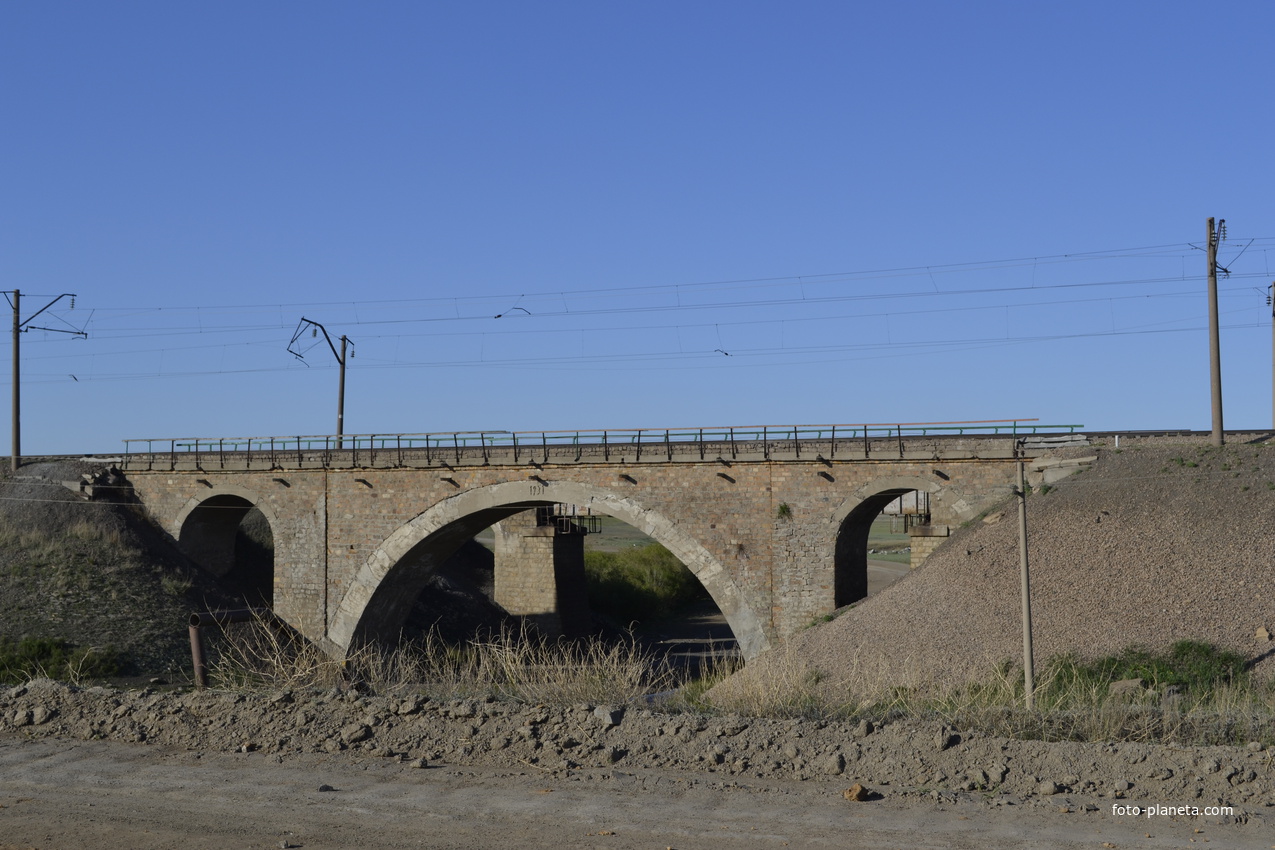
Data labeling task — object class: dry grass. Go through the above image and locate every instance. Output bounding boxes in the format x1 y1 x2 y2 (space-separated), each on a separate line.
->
0 519 124 551
206 615 1275 745
902 660 1275 746
706 648 1275 746
209 616 678 706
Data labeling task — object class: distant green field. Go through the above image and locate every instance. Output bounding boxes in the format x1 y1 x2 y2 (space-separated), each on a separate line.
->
867 516 912 564
583 515 657 552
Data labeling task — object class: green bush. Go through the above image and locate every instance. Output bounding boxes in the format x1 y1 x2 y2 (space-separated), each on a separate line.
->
1042 641 1247 698
0 636 122 684
584 543 707 624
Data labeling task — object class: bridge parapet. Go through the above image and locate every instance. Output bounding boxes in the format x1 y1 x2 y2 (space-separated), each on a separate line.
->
121 420 1085 473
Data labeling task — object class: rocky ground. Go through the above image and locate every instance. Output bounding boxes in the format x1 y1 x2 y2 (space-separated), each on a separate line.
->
4 678 1274 848
4 678 1273 810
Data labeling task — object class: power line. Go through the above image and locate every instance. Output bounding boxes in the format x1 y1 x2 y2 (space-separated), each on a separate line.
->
80 238 1275 314
6 316 1266 384
10 237 1275 386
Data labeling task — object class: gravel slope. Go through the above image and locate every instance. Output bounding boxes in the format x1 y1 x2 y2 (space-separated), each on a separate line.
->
720 437 1275 701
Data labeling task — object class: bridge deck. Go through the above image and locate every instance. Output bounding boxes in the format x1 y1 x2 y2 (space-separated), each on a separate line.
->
120 421 1086 472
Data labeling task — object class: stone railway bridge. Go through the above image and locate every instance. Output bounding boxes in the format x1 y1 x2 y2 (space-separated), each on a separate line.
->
117 422 1090 660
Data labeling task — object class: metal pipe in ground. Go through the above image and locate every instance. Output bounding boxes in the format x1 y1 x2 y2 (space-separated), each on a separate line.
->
188 608 271 689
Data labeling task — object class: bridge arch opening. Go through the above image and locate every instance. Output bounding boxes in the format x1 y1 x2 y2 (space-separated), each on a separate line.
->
834 481 934 608
355 507 727 651
398 507 721 657
177 493 275 606
328 481 770 660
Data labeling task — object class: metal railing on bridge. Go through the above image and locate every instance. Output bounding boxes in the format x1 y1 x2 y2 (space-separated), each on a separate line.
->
121 419 1083 471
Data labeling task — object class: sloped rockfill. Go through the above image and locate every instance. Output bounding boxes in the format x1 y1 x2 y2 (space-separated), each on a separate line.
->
717 440 1275 704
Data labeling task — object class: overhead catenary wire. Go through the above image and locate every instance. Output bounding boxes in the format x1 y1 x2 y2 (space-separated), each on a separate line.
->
8 237 1274 385
7 316 1268 384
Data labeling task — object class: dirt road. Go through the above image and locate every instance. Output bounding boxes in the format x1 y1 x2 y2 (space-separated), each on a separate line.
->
2 737 1268 850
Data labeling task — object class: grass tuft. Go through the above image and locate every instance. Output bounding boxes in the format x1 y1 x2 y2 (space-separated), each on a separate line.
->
209 616 678 706
0 636 122 685
702 641 1275 745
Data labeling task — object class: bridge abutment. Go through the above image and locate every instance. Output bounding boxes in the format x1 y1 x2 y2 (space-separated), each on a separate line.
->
909 525 951 570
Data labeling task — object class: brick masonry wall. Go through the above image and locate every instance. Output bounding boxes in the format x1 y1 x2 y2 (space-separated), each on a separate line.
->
908 533 949 569
123 453 1028 659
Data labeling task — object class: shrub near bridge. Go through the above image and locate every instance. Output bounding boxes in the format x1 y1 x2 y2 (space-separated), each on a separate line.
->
0 636 121 685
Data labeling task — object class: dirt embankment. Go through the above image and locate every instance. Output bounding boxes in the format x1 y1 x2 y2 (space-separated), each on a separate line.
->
718 438 1275 703
0 460 242 675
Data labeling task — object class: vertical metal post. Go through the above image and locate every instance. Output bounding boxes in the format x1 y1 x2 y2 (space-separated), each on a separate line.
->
10 289 18 473
1017 460 1035 710
1270 282 1274 430
336 335 348 448
1206 218 1224 447
189 624 208 690
7 290 81 470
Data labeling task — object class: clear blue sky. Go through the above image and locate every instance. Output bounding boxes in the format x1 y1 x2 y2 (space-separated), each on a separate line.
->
3 2 1273 454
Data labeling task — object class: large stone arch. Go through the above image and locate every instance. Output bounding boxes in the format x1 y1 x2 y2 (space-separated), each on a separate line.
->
326 480 771 659
174 485 280 582
828 475 942 607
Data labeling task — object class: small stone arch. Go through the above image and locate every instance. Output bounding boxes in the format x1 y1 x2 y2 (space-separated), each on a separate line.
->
326 480 771 659
175 486 279 600
829 476 942 607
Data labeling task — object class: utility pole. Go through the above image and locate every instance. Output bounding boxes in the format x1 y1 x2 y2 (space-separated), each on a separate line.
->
1269 282 1275 431
288 318 353 447
11 290 18 475
337 333 348 444
1016 459 1035 711
1206 217 1225 447
5 290 84 472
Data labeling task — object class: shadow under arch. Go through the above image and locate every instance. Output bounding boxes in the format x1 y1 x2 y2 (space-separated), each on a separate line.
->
326 480 771 660
174 486 278 574
830 475 940 607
